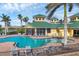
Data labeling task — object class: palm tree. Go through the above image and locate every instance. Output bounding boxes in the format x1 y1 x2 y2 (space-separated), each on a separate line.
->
23 16 29 34
46 3 73 45
0 25 3 35
23 16 29 25
0 14 11 35
17 14 23 27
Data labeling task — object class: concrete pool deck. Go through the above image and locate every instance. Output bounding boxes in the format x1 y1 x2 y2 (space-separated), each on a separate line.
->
0 42 15 52
0 34 62 39
0 35 79 56
0 35 50 39
0 34 21 38
0 41 79 56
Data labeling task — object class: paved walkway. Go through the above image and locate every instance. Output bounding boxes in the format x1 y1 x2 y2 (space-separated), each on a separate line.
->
0 42 14 52
56 51 79 56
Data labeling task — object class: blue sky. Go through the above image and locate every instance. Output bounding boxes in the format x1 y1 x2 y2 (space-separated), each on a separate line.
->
0 3 79 26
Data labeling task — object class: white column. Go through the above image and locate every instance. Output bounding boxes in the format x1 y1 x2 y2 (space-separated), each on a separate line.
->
35 28 37 36
45 28 47 36
25 28 26 34
64 17 67 45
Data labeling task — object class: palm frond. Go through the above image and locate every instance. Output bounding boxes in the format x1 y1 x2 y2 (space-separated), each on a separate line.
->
46 3 61 13
68 3 73 12
18 14 22 20
23 16 29 22
47 3 63 19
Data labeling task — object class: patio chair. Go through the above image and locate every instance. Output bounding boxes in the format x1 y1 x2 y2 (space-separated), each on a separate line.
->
47 46 57 54
25 49 33 56
32 48 45 56
10 47 19 56
24 46 33 56
30 49 38 56
18 49 26 56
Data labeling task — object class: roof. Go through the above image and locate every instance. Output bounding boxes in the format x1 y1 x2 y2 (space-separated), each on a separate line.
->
33 14 46 18
26 21 69 28
26 19 79 29
26 22 59 28
73 13 79 17
70 13 79 17
50 17 58 21
69 21 79 29
70 13 79 20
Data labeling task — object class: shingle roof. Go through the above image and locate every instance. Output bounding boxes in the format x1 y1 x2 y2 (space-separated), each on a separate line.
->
50 17 58 21
26 21 79 29
70 13 79 20
69 21 79 29
33 14 46 18
73 13 79 17
26 21 65 28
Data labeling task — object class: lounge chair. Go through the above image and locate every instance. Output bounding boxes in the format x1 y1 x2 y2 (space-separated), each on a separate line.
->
25 49 33 56
10 47 19 56
18 49 26 56
31 48 45 56
24 46 33 56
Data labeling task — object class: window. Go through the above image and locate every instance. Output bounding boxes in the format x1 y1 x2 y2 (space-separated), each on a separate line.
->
78 17 79 19
36 17 38 20
47 28 51 33
42 18 44 20
39 18 41 20
37 28 45 36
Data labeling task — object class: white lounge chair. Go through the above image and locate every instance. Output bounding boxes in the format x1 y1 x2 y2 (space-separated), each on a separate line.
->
10 47 19 56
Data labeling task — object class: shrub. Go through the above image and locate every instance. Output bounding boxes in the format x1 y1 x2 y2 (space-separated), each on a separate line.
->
7 31 18 35
0 28 3 34
17 28 25 34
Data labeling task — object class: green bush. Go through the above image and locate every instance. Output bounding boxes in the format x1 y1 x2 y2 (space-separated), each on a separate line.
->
17 29 25 34
7 31 18 35
0 28 3 34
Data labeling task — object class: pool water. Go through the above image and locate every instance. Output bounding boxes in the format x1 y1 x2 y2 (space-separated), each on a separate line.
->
0 36 63 48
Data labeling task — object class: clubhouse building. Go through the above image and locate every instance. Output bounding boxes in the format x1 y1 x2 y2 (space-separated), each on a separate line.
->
25 14 79 38
1 14 79 38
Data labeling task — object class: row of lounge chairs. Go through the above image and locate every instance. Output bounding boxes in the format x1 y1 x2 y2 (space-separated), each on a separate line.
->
10 42 79 56
11 46 63 56
12 44 79 56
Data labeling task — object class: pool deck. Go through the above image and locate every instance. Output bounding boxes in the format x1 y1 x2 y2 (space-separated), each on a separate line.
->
0 34 52 39
0 35 79 55
0 34 21 38
0 34 63 39
0 42 15 53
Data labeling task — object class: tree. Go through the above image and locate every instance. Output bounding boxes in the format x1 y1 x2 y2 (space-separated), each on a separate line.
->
59 19 63 24
23 16 29 34
0 25 2 35
0 14 11 35
23 16 29 25
17 14 23 27
46 3 73 45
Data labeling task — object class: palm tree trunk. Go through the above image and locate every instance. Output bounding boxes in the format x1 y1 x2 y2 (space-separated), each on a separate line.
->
25 22 27 34
64 3 67 45
4 22 7 35
21 20 22 27
20 20 23 35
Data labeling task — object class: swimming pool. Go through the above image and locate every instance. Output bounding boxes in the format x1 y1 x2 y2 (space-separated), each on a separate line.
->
0 36 63 48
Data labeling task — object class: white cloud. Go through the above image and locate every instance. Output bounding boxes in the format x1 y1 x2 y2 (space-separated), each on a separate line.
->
0 3 37 13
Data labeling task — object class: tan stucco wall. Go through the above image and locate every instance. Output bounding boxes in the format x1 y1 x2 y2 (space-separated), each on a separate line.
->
47 29 74 38
47 29 58 37
68 29 73 38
